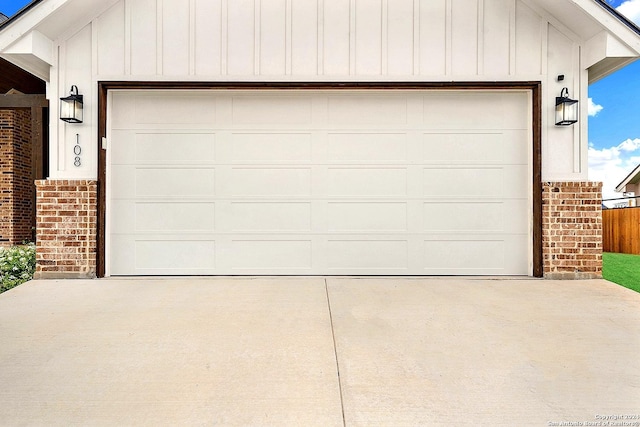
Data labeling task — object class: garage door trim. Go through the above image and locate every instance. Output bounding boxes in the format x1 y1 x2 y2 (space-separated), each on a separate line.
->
97 81 542 278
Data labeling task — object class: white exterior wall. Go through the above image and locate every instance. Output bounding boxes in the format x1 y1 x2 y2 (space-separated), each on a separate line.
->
48 0 586 181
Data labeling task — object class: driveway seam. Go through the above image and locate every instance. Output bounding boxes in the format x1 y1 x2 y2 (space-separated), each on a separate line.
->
325 278 346 427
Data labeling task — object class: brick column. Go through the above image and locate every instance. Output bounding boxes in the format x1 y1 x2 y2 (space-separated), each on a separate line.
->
34 180 98 279
0 109 33 246
542 181 602 279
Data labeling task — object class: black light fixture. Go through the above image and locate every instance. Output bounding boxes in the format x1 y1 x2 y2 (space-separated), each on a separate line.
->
60 85 83 123
555 87 578 126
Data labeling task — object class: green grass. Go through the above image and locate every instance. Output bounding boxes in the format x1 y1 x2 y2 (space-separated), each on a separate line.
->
603 252 640 293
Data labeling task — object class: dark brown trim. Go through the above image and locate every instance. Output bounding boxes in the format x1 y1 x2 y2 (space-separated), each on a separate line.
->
97 83 108 278
97 81 543 278
531 83 543 277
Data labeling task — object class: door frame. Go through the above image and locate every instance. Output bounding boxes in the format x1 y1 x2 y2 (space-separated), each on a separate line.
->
97 81 542 278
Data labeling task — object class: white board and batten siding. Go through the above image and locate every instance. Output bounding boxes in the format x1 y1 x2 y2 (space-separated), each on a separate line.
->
55 0 583 182
108 90 531 275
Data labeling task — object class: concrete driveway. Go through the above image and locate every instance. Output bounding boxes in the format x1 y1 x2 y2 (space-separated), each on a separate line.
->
0 277 639 426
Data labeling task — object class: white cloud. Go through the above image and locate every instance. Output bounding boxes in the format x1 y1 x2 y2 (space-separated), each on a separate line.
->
587 98 603 116
617 0 640 25
589 138 640 205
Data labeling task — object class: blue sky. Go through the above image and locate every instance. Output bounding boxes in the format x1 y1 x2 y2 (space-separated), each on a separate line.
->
2 0 640 202
0 0 29 17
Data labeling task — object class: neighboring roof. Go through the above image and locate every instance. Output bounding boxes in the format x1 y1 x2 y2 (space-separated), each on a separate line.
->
0 13 9 25
615 164 640 192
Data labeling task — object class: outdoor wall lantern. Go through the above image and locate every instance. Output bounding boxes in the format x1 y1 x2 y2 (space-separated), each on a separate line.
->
60 85 83 123
555 87 578 126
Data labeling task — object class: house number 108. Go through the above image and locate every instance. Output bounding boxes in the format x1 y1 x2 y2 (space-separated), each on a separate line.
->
73 133 81 167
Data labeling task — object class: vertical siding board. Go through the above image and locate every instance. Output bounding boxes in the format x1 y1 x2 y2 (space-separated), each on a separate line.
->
162 0 190 76
227 0 256 75
291 0 318 75
157 0 163 74
317 0 324 74
260 0 287 75
418 0 446 75
96 1 125 76
323 0 350 75
194 0 222 75
450 0 478 75
286 0 292 74
130 0 157 75
515 0 542 75
349 0 356 75
483 0 511 76
221 0 228 74
255 0 261 75
189 0 196 75
413 0 419 75
387 0 414 75
509 0 516 75
124 0 131 75
381 0 388 75
445 0 452 74
477 0 484 75
355 0 382 75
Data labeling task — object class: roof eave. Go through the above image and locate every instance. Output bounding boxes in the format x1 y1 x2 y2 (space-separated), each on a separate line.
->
616 164 640 193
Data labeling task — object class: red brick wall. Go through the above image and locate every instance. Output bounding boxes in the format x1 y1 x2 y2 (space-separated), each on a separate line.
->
0 109 33 246
542 181 603 279
34 180 97 279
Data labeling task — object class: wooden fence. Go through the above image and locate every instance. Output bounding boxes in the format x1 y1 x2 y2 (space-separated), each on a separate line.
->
603 207 640 254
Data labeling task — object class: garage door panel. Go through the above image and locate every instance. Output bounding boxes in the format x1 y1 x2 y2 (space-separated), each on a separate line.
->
136 95 217 125
109 90 531 276
327 133 408 163
423 165 527 198
231 168 312 197
135 168 216 198
328 96 408 126
328 202 408 232
231 240 312 270
327 240 408 270
328 168 407 197
135 202 215 232
111 200 216 234
231 133 312 163
110 236 217 275
231 202 312 232
133 133 216 164
231 96 312 126
422 200 528 233
135 240 216 270
422 130 528 164
423 236 527 274
422 92 528 130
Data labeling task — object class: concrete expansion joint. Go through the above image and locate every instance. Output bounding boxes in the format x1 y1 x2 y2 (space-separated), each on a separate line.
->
325 278 346 427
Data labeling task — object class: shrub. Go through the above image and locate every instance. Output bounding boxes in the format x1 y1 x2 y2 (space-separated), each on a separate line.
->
0 243 36 293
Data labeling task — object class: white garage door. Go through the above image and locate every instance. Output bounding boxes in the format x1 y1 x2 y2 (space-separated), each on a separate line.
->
108 90 531 276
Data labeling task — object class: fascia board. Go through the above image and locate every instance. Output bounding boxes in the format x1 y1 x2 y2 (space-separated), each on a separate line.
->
0 0 70 51
571 0 640 53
